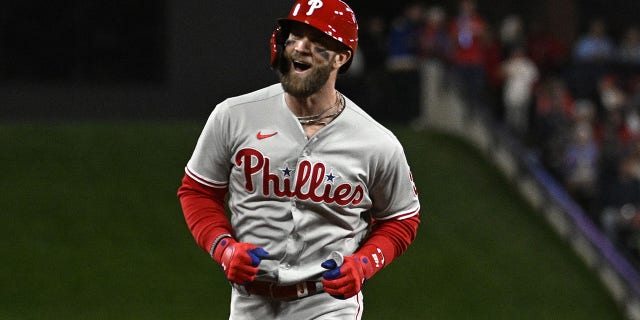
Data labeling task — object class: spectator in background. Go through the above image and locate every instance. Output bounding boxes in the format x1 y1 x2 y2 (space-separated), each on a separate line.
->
601 140 640 251
626 110 640 143
386 2 424 71
570 18 616 100
594 104 635 224
626 77 640 113
562 116 600 218
533 77 575 127
500 46 539 137
414 5 453 128
618 25 640 65
573 18 616 63
595 107 633 154
597 74 627 117
499 14 527 58
358 15 390 120
596 109 628 215
619 131 640 190
386 2 425 123
532 76 575 173
482 24 506 114
419 6 453 63
448 0 489 115
526 19 569 78
360 15 389 70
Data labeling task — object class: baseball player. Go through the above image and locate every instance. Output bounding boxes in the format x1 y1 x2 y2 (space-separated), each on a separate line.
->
177 0 421 318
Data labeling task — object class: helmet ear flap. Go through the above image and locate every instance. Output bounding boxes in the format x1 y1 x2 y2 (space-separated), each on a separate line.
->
270 26 289 72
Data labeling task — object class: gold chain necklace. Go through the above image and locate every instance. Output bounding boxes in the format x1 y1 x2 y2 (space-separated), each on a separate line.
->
296 92 345 126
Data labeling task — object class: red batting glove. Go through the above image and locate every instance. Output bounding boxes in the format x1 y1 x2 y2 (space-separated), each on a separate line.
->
212 238 269 285
321 254 375 299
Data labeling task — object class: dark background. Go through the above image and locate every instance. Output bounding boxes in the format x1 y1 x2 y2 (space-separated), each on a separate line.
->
1 0 639 120
0 3 635 318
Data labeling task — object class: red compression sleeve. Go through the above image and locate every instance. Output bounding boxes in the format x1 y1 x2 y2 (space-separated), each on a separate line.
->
355 214 420 278
177 173 233 255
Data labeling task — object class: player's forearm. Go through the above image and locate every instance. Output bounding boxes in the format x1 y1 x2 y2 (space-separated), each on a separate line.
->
177 174 234 253
355 214 420 277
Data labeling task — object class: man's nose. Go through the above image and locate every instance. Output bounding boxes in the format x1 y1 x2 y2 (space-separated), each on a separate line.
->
292 37 312 53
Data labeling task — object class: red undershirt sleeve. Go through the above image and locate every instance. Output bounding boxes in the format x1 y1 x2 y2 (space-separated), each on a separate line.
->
355 214 421 278
177 173 233 256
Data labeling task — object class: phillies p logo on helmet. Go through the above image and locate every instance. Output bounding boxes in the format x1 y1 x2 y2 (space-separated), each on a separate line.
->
291 0 324 16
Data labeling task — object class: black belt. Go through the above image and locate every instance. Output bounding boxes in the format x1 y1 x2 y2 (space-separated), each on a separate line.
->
244 281 323 301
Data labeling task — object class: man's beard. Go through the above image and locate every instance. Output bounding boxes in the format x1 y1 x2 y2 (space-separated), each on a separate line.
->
279 57 333 98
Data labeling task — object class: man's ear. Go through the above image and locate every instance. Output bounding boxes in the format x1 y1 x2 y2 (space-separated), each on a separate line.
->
334 51 352 70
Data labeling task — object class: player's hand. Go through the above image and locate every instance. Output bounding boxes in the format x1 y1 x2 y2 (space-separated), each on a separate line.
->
321 254 374 299
212 238 269 285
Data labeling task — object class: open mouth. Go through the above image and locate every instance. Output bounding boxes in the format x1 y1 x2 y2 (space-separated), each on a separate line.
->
293 60 311 72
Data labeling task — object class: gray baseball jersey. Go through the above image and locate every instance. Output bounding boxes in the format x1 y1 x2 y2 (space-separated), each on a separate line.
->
186 83 420 285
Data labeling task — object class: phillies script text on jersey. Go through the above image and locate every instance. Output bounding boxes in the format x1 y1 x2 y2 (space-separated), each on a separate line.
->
236 148 364 205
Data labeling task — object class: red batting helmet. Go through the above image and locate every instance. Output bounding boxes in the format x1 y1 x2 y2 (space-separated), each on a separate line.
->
270 0 359 74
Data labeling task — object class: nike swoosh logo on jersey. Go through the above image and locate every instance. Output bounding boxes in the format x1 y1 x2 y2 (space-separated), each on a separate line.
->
257 131 278 140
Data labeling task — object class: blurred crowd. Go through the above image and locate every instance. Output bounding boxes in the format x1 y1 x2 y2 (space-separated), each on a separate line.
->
342 0 640 268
